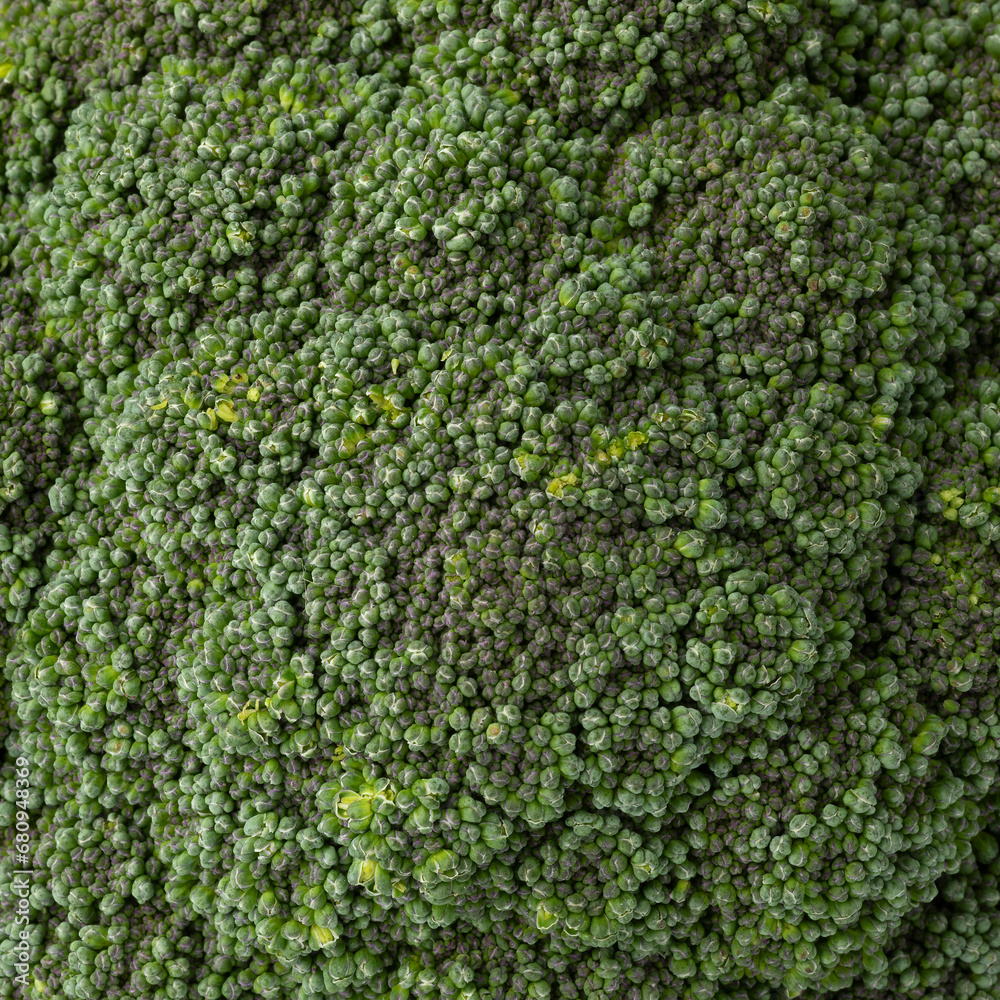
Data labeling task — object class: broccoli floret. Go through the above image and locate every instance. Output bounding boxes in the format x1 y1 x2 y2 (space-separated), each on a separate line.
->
5 4 1000 1000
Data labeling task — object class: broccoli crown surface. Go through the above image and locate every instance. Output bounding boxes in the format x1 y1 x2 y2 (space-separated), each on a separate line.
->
3 3 1000 1000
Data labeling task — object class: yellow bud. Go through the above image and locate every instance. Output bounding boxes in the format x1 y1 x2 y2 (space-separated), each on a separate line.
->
310 925 336 948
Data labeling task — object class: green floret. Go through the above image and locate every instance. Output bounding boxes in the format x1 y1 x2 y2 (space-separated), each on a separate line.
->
7 4 1000 1000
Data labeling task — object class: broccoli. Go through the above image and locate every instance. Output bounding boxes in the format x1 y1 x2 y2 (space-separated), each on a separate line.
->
3 2 1000 1000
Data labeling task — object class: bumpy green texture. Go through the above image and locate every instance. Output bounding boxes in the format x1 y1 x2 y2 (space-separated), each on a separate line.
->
3 2 1000 1000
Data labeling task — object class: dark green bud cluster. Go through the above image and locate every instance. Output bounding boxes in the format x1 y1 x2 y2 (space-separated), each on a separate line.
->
4 4 1000 1000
